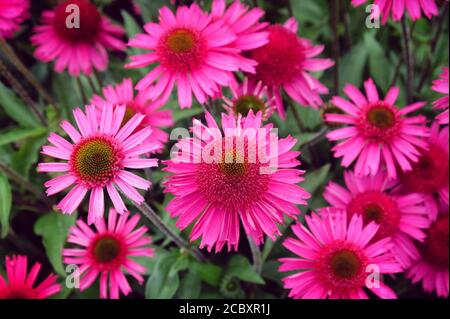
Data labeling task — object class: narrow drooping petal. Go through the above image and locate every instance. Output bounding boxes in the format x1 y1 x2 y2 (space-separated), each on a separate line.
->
246 18 334 118
432 67 449 125
222 77 276 120
279 212 402 299
63 209 154 299
91 78 173 153
0 0 29 38
31 0 125 76
164 111 309 252
0 255 61 299
38 104 157 224
323 170 430 268
325 78 429 179
126 3 265 109
400 122 449 221
407 213 449 298
352 0 440 24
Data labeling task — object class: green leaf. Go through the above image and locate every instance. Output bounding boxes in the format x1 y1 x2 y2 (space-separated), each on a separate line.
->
11 135 47 179
339 42 368 90
364 32 391 92
226 255 265 285
191 261 224 287
145 251 184 299
0 172 12 238
302 164 331 195
34 212 77 276
0 127 47 147
178 271 202 299
0 82 40 127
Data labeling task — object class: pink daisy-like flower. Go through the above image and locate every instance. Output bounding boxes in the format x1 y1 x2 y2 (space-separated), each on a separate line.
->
325 78 429 179
0 0 29 38
432 67 449 125
38 104 158 225
246 17 334 118
164 111 310 252
0 255 61 299
91 78 174 153
279 212 402 299
323 170 430 268
400 122 449 221
351 0 439 24
63 209 154 299
211 0 269 51
126 4 261 109
31 0 125 76
222 78 276 121
407 213 449 298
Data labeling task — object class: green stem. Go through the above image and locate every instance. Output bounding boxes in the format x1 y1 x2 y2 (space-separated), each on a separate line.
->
247 235 263 275
75 77 88 105
118 188 208 263
0 38 59 112
0 58 47 126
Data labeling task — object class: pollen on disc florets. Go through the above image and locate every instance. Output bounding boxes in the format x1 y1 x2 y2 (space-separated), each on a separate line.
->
53 0 102 43
70 135 123 187
157 28 207 73
347 191 400 239
196 140 270 210
233 95 266 117
357 103 401 143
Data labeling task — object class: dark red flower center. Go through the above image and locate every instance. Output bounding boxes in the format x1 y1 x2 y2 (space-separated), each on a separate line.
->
330 250 362 279
233 95 266 117
93 236 121 263
158 28 207 72
317 242 368 293
53 0 102 43
357 103 401 143
422 216 449 268
248 25 305 87
347 191 400 239
402 144 449 195
196 139 270 210
367 106 396 129
70 136 123 187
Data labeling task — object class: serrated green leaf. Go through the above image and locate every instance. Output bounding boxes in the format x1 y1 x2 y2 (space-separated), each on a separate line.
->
0 172 12 238
34 212 77 276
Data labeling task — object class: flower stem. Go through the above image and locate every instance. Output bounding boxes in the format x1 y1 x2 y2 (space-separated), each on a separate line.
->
75 76 88 105
0 58 47 126
119 189 208 263
0 38 59 111
247 235 263 274
0 160 53 207
401 18 414 104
